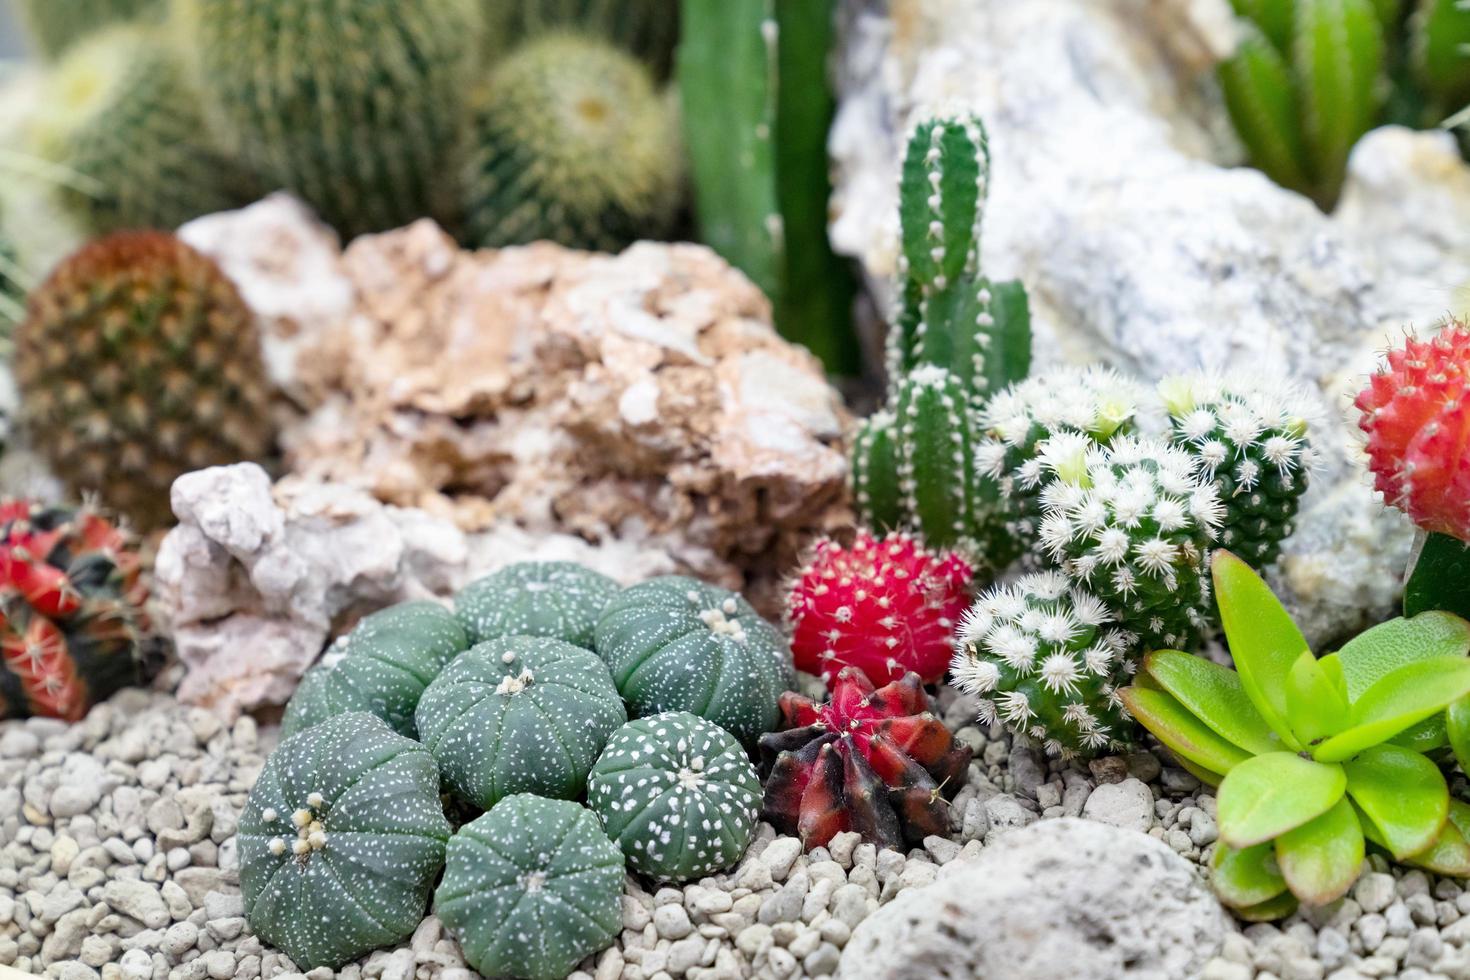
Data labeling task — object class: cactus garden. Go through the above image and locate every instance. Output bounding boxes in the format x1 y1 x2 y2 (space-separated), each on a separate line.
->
6 0 1470 978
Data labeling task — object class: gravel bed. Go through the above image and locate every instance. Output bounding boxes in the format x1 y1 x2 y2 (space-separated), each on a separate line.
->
4 681 1470 980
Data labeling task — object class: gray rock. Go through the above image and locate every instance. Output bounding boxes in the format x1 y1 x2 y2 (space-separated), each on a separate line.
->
102 879 170 930
1082 778 1156 833
837 818 1227 980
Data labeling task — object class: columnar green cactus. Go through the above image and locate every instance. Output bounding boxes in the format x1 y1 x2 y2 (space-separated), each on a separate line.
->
889 115 1031 401
588 712 761 881
892 365 989 557
1159 372 1318 569
175 0 481 238
415 636 626 810
461 33 683 251
850 410 904 534
1037 437 1224 650
454 561 619 649
239 712 451 970
32 26 255 234
281 602 469 739
435 795 624 980
951 572 1135 759
594 576 795 745
678 0 860 373
14 0 162 59
1412 0 1470 115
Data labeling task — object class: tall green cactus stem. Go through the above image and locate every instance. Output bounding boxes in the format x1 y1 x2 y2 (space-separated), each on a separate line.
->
15 0 162 59
850 410 904 534
176 0 481 239
894 366 989 560
1219 24 1316 199
1230 0 1299 52
1297 0 1386 207
890 115 1031 402
1160 373 1318 569
951 572 1135 759
1037 437 1224 650
679 0 860 374
33 26 255 234
1412 0 1470 114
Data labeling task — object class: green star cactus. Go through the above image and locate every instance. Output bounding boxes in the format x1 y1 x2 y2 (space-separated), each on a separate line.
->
1122 551 1470 919
1159 372 1318 568
281 602 469 739
175 0 481 238
461 33 683 251
951 572 1135 759
414 636 626 810
32 25 255 235
455 561 619 649
594 576 795 745
588 712 761 881
14 0 162 58
1037 436 1224 650
435 794 624 980
239 712 451 970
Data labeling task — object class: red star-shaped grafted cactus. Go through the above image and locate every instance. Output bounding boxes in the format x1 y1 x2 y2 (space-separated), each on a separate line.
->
787 531 973 685
758 667 971 850
1356 321 1470 541
0 500 151 720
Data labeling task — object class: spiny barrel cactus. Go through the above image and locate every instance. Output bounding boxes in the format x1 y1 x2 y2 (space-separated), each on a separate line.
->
14 0 162 59
759 667 971 850
176 0 481 238
455 561 620 649
889 114 1030 401
501 0 680 77
435 794 624 980
239 712 451 970
0 500 154 721
414 636 626 810
1160 372 1317 568
13 231 275 528
588 712 761 881
972 366 1147 568
461 32 683 252
594 576 795 745
32 25 254 235
281 602 469 739
1037 437 1224 650
951 572 1135 759
787 531 973 685
1356 318 1470 541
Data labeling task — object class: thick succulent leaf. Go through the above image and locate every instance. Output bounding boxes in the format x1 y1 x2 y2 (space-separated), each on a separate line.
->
1143 650 1280 755
1402 800 1470 876
1233 890 1302 922
1211 841 1290 908
1213 551 1307 751
1285 651 1350 745
1119 687 1255 776
1314 657 1470 762
1334 609 1470 699
1449 694 1470 775
1342 744 1449 859
1389 713 1449 753
1317 653 1348 701
1177 756 1226 788
1217 752 1346 848
1274 798 1364 905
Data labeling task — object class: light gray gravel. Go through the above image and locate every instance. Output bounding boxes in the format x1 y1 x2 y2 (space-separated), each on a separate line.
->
5 678 1470 979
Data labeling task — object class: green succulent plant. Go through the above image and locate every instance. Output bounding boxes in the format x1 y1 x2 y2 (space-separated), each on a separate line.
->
454 561 619 649
1121 550 1470 918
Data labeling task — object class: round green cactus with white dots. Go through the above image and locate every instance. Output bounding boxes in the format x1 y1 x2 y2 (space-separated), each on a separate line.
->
281 601 468 739
414 636 626 810
594 576 795 745
239 712 451 970
588 712 760 881
435 794 624 980
455 561 619 649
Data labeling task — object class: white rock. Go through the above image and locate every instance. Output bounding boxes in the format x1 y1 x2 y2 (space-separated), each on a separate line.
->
837 818 1227 979
1082 778 1156 833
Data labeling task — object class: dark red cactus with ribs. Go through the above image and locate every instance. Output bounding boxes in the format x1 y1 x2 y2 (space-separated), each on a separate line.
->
758 667 972 850
0 500 153 720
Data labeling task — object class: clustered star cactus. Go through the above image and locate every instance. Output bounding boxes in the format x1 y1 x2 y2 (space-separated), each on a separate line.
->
248 561 794 972
1122 551 1470 919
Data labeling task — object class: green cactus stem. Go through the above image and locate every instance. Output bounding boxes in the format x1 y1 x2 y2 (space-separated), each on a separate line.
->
851 409 905 534
892 365 988 559
454 561 620 649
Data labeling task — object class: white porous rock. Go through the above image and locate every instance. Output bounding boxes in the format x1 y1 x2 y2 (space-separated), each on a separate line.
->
837 818 1228 980
830 0 1470 643
157 463 675 718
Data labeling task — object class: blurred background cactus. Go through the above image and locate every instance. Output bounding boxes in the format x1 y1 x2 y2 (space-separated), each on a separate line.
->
13 0 162 59
499 0 680 78
1220 0 1470 210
